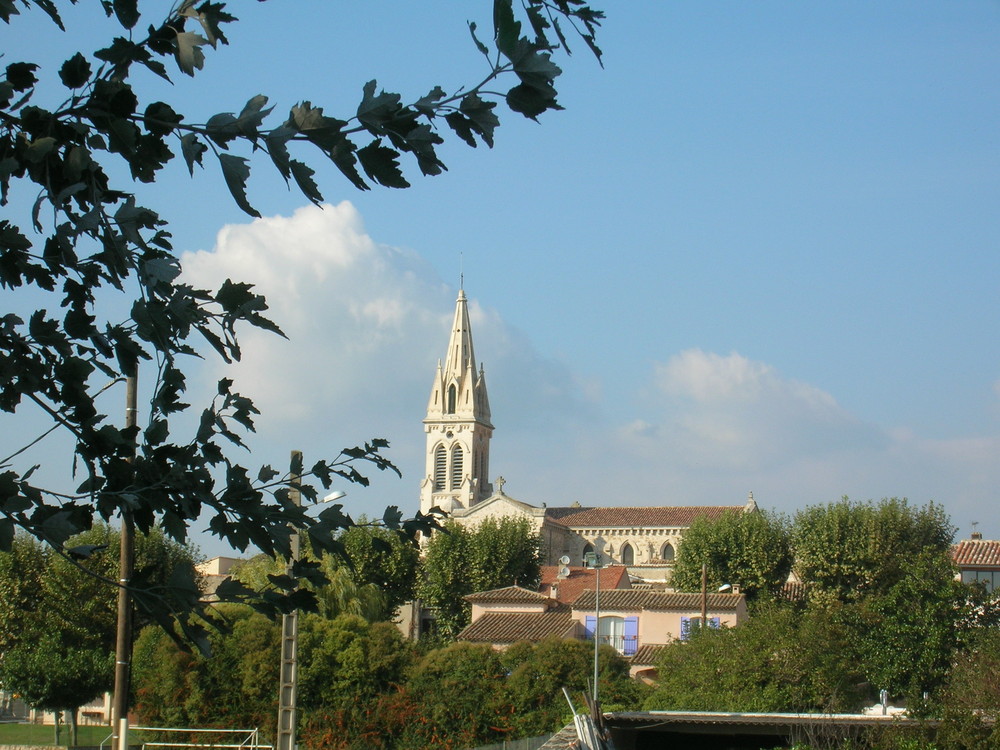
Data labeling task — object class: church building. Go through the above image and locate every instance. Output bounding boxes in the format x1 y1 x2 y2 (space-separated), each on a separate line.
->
420 289 757 582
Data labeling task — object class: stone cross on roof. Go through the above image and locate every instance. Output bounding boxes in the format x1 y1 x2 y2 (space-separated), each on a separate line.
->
496 476 506 494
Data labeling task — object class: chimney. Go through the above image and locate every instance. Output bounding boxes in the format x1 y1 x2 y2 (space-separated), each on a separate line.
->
972 532 983 540
731 584 741 595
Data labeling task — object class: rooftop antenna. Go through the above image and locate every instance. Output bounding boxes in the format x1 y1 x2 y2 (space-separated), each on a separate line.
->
460 251 464 290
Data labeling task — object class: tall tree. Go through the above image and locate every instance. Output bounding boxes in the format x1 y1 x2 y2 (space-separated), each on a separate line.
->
0 525 197 737
0 0 604 629
670 509 792 601
419 517 543 637
791 497 955 605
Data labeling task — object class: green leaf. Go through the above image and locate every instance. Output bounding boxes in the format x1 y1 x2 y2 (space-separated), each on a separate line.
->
217 154 260 217
174 31 208 77
180 133 207 175
58 53 92 89
468 21 489 56
415 86 446 117
357 141 409 188
143 102 182 136
112 0 139 29
493 0 520 58
357 80 402 131
289 160 322 204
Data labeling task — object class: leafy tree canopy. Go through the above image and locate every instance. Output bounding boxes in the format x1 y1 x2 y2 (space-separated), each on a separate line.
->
670 509 792 601
419 516 543 637
0 0 603 632
792 497 955 606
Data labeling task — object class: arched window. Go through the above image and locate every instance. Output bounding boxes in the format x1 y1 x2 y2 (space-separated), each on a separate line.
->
433 445 447 491
581 542 594 565
621 542 634 566
450 444 464 490
447 384 456 414
661 542 675 562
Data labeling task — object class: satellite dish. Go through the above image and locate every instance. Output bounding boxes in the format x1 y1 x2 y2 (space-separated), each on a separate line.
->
558 566 571 578
558 555 571 566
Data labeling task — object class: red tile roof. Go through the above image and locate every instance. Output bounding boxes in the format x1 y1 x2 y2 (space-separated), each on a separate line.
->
457 609 577 645
630 643 667 666
538 566 630 604
546 506 743 528
953 539 1000 567
572 589 744 612
464 586 552 604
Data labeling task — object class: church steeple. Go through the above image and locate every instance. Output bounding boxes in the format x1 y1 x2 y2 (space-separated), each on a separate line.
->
420 289 493 515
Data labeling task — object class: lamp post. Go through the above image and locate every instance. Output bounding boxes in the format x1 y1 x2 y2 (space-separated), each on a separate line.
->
276 450 345 750
584 551 603 711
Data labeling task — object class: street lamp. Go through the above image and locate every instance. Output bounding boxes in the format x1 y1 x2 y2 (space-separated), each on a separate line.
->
584 551 603 711
276 450 346 750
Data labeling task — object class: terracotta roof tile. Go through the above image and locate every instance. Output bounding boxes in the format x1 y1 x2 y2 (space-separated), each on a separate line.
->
464 586 551 604
539 566 629 604
572 589 744 612
630 644 667 666
546 506 743 528
953 539 1000 567
458 609 576 645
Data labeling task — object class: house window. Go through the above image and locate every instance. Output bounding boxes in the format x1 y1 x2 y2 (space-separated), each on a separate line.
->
585 615 638 655
679 616 721 640
661 542 675 561
621 542 634 566
961 570 998 592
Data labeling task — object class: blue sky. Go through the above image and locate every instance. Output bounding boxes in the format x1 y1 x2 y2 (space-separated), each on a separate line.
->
5 2 999 556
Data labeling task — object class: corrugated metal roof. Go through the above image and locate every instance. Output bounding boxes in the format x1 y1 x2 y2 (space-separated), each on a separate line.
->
546 506 742 528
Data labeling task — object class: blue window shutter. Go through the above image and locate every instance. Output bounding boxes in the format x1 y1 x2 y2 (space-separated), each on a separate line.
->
585 615 597 639
680 617 690 641
710 617 721 629
623 616 638 655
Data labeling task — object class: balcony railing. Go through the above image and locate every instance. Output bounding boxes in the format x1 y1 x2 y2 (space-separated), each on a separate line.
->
587 634 638 655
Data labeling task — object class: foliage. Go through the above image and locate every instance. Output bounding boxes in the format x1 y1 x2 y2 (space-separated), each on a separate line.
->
339 521 420 618
792 498 954 606
419 517 543 637
670 509 792 600
0 531 44 652
0 632 111 744
0 0 602 629
400 641 512 749
849 550 969 699
132 604 280 731
296 614 414 712
934 628 1000 750
643 603 867 713
0 526 198 728
231 551 388 622
502 637 645 736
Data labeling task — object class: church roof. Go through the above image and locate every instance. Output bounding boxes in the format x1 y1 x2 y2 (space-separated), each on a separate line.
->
572 589 744 612
538 566 630 604
546 505 742 528
464 586 551 604
953 538 1000 567
457 608 576 645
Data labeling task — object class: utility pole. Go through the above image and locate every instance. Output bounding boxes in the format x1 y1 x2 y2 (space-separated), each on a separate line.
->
111 375 137 750
276 450 303 750
700 562 708 630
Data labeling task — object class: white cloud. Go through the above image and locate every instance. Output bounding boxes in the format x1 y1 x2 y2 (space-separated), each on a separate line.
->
178 205 1000 552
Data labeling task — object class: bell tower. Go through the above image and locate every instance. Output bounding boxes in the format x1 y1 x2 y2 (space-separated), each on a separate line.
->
419 289 493 515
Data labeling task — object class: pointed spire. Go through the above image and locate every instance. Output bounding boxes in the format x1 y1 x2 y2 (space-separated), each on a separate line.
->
444 289 476 382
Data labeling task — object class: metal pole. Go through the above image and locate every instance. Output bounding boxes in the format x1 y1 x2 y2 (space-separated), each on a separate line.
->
701 562 708 631
593 555 601 710
111 375 137 750
276 451 302 750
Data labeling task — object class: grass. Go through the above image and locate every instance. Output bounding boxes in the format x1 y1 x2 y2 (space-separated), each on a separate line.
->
0 723 114 747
